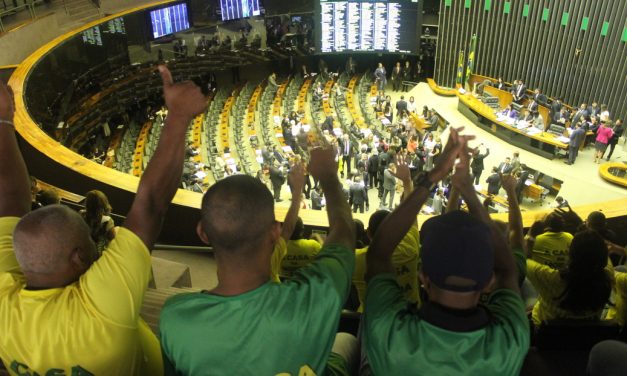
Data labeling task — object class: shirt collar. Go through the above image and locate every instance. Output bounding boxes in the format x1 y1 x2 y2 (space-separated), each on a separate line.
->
418 301 491 332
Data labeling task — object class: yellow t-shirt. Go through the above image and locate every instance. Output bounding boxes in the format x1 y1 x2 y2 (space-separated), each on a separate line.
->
353 223 420 312
280 238 322 278
0 217 162 375
531 231 574 269
271 238 288 283
526 258 614 326
607 271 627 325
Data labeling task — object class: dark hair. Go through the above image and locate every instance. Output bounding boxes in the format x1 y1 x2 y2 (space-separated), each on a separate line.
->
367 210 391 238
544 212 565 232
290 217 304 240
83 190 112 242
37 189 60 206
558 230 611 313
354 219 368 248
201 175 275 252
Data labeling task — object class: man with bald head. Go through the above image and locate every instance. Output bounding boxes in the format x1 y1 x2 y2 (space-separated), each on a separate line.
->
0 67 207 374
159 147 357 374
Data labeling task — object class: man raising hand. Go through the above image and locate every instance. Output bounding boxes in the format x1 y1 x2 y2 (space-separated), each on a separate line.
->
0 66 207 374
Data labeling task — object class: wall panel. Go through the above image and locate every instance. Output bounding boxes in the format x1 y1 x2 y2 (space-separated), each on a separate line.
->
435 0 627 118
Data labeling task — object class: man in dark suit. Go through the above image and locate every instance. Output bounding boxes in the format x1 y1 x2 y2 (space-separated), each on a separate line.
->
588 102 601 118
498 157 513 174
527 88 546 112
349 176 369 213
486 167 502 195
367 152 379 189
550 97 563 120
391 62 402 91
570 103 589 127
565 122 586 165
395 96 408 117
374 63 387 92
402 61 412 91
496 77 505 90
346 56 356 76
322 116 334 133
512 80 526 103
339 134 353 177
470 144 490 185
269 164 285 202
514 166 530 201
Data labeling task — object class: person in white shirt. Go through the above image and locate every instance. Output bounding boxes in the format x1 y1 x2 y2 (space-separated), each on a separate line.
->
407 96 417 113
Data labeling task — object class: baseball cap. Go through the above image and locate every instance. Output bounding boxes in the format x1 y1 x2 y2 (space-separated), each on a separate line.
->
421 211 494 293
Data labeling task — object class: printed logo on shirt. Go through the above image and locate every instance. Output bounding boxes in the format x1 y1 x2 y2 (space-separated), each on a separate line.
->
276 365 317 376
10 361 94 376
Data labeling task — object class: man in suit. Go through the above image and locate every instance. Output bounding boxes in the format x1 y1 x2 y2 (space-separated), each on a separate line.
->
470 144 490 185
571 103 589 126
395 96 408 118
268 72 279 89
550 97 563 120
496 77 505 90
346 57 356 76
512 80 526 103
322 116 334 133
515 165 530 202
427 110 440 131
269 164 285 202
588 102 601 118
527 89 546 112
310 186 324 210
565 122 586 165
498 157 513 174
349 176 369 213
402 61 412 91
486 167 502 195
391 62 402 91
381 163 397 209
374 63 387 93
367 152 379 189
339 134 353 177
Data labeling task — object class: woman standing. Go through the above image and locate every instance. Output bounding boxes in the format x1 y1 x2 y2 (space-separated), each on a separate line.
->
594 122 614 164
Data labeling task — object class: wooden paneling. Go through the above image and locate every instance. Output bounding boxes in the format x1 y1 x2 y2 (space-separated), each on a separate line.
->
435 0 627 120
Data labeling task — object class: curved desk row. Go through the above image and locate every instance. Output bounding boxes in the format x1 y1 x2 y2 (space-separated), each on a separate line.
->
426 78 457 97
599 163 627 188
457 91 568 159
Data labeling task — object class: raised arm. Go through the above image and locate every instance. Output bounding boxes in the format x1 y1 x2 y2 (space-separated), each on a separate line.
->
280 161 305 240
0 81 30 218
452 152 520 293
366 127 473 280
500 174 523 250
308 146 354 249
123 66 208 248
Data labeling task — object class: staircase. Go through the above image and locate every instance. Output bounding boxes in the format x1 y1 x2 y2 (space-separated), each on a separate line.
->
56 0 101 31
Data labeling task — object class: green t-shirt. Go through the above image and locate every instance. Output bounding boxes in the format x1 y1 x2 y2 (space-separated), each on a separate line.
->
363 274 529 376
159 244 354 375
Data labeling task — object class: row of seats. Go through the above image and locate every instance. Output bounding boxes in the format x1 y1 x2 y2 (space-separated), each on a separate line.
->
112 122 141 173
0 0 46 32
203 89 229 181
230 83 256 175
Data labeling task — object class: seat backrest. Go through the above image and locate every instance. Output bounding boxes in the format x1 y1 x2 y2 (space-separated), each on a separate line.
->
548 124 566 135
534 320 620 351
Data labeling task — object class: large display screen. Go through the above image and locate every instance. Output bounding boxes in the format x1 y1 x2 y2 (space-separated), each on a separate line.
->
220 0 262 21
149 2 191 39
318 0 419 54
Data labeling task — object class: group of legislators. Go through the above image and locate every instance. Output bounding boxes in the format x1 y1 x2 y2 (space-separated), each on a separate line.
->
2 61 627 376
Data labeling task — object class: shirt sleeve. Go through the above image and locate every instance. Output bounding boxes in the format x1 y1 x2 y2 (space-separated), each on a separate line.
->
291 243 355 303
80 227 152 327
0 217 22 281
526 258 560 298
363 273 407 322
485 289 530 353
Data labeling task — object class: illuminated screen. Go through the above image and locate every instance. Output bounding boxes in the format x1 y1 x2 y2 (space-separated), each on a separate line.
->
149 3 191 39
318 0 419 54
220 0 261 21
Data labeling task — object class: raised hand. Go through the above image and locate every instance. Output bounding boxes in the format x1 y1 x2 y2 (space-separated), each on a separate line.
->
158 65 208 124
392 154 411 184
288 161 306 195
0 81 15 121
500 173 517 193
308 146 338 182
451 142 474 193
431 127 475 183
